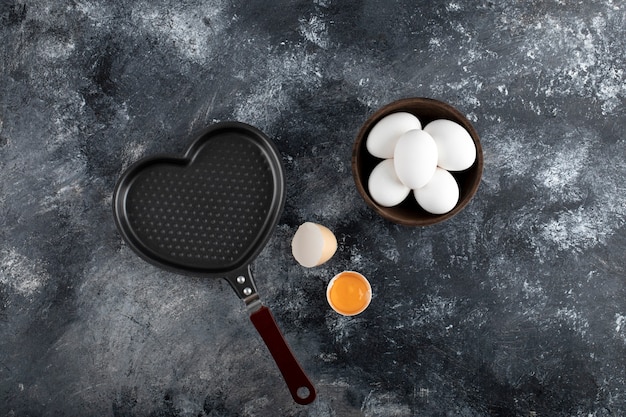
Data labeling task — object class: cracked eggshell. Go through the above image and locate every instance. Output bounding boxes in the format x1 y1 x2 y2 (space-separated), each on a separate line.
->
291 222 338 267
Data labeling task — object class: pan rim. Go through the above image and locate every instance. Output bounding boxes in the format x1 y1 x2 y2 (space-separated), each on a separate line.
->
112 121 286 278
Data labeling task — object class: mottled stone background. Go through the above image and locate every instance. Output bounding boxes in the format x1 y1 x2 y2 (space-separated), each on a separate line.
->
1 0 625 416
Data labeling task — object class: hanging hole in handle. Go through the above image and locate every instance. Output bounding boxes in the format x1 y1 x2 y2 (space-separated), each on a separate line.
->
296 386 311 401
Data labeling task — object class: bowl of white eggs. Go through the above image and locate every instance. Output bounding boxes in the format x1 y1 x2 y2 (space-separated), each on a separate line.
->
352 97 483 226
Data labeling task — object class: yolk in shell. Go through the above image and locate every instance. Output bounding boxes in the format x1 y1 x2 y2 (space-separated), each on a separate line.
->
327 271 371 315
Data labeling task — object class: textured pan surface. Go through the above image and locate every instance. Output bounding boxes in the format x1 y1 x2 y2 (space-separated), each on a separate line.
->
114 123 285 276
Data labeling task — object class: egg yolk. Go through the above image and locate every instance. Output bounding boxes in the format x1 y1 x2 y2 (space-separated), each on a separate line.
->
328 272 371 315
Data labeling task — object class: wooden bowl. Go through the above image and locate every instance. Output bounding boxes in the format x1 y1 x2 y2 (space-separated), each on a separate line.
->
352 97 483 226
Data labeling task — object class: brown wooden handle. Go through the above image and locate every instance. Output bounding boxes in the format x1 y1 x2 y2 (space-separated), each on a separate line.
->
249 306 316 405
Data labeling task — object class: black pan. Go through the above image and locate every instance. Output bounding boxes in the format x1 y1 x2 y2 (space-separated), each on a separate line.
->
112 121 316 405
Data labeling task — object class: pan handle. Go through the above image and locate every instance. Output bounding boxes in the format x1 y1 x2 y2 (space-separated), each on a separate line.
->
249 306 316 405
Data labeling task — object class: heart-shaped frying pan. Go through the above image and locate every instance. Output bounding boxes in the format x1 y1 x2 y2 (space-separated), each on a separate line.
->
112 121 316 405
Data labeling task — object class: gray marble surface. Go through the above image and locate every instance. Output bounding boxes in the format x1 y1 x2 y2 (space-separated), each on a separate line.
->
1 0 626 416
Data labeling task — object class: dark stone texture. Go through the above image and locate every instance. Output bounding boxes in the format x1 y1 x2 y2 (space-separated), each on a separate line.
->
1 0 625 416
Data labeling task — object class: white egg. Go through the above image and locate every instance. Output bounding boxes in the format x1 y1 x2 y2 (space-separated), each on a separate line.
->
393 129 438 189
414 167 460 214
424 119 476 171
368 159 411 207
366 112 421 159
